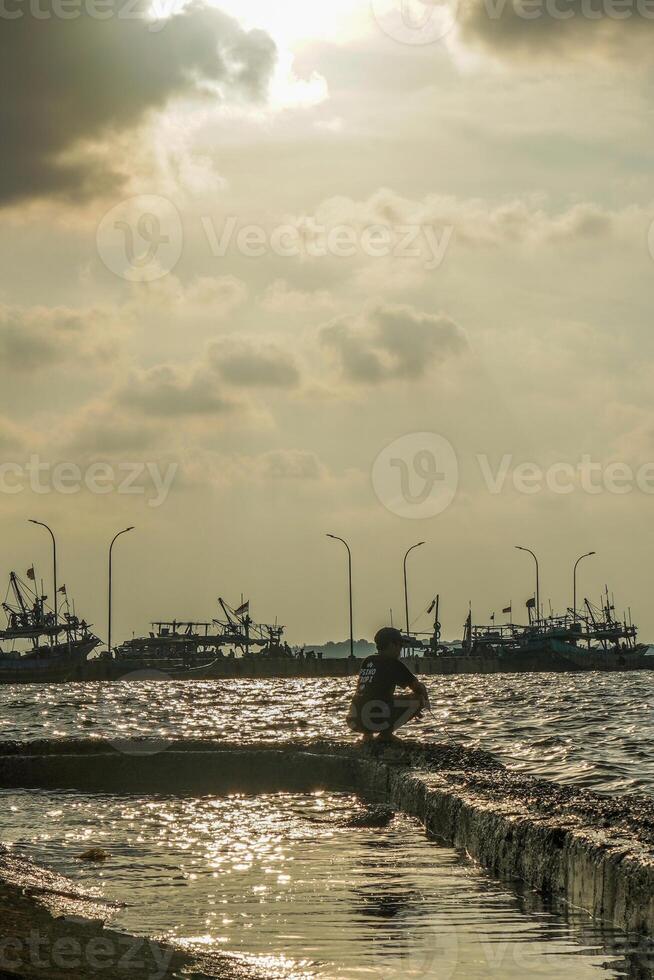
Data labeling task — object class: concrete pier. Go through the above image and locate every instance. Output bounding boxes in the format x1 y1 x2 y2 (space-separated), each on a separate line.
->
0 738 652 976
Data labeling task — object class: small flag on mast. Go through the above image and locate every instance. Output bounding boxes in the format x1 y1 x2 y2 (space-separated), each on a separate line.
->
502 604 511 615
26 567 35 581
58 585 67 595
526 597 536 609
235 600 249 618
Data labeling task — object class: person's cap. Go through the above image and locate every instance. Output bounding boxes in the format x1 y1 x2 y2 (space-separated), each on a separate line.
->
374 626 404 651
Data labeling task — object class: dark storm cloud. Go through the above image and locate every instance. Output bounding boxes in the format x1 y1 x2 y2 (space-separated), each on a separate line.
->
0 3 276 204
458 0 654 60
321 304 467 384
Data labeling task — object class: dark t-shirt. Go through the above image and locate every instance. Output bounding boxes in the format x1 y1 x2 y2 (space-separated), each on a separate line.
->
355 655 416 704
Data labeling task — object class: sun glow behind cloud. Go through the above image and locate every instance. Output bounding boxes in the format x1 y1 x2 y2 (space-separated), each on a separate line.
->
148 0 365 113
150 0 371 45
204 0 371 46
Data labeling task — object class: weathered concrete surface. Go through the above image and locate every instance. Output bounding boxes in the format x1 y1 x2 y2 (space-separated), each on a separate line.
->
348 741 654 936
0 737 652 976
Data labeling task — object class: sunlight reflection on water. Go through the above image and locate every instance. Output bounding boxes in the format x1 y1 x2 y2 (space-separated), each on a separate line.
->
0 670 651 795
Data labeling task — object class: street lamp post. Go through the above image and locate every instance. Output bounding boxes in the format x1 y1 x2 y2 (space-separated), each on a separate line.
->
573 551 596 622
403 542 425 636
326 534 354 659
108 527 135 656
515 546 540 624
28 520 57 622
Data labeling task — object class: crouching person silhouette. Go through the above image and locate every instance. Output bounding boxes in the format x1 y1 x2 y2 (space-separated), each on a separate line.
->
346 627 428 743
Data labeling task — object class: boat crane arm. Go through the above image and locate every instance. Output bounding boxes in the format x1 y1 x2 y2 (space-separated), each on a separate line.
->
217 597 238 629
9 573 29 617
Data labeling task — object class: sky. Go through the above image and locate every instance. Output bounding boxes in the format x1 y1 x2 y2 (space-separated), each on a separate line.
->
1 0 654 645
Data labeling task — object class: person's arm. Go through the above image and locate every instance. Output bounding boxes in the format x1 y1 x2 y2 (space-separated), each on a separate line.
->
409 677 428 707
396 661 428 706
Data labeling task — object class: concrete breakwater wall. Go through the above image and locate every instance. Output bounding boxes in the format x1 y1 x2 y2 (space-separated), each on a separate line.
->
0 738 652 977
72 649 653 683
4 650 652 685
415 649 654 675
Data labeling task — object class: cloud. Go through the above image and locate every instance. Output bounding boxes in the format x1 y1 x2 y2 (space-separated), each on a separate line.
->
64 405 160 455
0 417 29 452
0 304 120 371
259 449 326 480
174 446 329 490
0 3 276 205
456 0 654 62
121 364 235 417
116 334 299 420
321 304 467 384
136 274 248 317
208 339 301 388
310 189 616 248
260 279 336 314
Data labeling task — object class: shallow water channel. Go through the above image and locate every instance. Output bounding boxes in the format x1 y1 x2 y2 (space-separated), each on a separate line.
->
0 786 651 979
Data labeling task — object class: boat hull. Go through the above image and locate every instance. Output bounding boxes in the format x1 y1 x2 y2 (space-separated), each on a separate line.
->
0 638 100 684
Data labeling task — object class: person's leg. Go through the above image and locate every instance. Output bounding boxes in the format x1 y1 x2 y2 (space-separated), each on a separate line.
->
346 700 362 733
348 698 394 739
346 698 375 739
377 696 422 740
